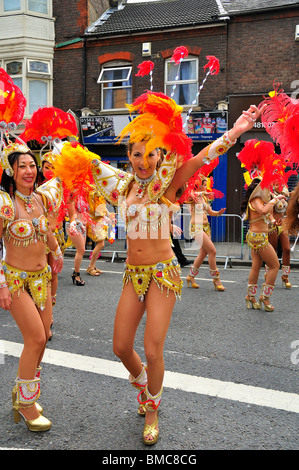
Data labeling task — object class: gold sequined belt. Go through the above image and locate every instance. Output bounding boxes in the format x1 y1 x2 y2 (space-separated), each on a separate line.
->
2 261 52 310
123 256 182 302
246 230 269 252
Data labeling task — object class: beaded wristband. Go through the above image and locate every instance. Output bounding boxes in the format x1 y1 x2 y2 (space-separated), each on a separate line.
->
203 131 237 164
52 245 63 260
0 265 7 288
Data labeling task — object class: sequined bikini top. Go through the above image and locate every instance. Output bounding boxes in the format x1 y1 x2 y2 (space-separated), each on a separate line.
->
121 199 171 233
0 191 49 246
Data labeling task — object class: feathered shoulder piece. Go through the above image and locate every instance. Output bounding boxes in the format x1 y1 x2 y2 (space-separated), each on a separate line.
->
20 107 78 144
259 82 299 167
118 91 193 168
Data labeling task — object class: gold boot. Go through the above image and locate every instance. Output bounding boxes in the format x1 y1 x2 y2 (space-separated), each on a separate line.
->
210 269 225 291
281 266 291 289
186 266 199 288
143 415 159 445
13 403 51 432
13 378 51 432
140 386 162 446
129 363 148 416
245 284 261 309
12 367 43 414
259 283 275 312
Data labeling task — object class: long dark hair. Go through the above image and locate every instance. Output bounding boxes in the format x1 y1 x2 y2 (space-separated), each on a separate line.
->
240 177 261 216
0 151 39 195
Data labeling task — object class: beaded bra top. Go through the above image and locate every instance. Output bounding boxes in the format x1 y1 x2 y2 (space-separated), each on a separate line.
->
0 191 49 246
92 152 178 233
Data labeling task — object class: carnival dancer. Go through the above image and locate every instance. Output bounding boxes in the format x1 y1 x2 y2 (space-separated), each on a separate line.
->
20 106 78 321
40 151 67 308
239 140 288 312
65 195 86 286
86 185 115 276
267 181 292 288
185 173 226 290
53 91 264 445
0 69 64 431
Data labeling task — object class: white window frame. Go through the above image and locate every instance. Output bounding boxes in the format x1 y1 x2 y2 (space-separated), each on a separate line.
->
98 62 132 112
4 58 52 117
0 0 51 16
164 56 199 107
27 59 51 76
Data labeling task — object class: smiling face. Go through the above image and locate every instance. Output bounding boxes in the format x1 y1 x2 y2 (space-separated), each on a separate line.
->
128 141 161 180
12 154 37 194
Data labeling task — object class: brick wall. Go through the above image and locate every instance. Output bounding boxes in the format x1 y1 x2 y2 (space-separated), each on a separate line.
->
53 0 88 44
227 10 299 94
53 6 299 112
85 25 228 111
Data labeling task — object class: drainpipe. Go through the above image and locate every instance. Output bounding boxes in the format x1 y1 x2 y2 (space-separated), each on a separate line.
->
83 36 87 108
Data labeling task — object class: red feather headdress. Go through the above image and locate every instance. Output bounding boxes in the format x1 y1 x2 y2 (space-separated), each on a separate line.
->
0 68 27 126
20 106 78 145
259 82 299 167
237 139 294 190
0 68 29 176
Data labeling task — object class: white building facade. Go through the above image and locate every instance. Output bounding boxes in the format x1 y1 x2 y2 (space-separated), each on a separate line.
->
0 0 54 118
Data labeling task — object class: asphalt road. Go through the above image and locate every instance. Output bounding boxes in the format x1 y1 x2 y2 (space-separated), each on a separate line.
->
0 256 298 452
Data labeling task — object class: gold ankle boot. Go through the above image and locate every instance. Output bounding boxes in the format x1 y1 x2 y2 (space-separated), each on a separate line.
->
186 266 199 288
245 284 261 309
12 367 44 414
281 266 291 288
186 275 199 288
129 363 148 416
140 386 162 446
13 378 51 432
13 403 51 432
143 415 159 445
259 283 274 312
210 269 225 291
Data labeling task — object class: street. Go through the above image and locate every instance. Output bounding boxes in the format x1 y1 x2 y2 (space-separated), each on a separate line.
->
0 255 298 451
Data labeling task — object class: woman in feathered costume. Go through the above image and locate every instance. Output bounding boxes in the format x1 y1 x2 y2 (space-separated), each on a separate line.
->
53 90 263 445
0 71 64 432
239 139 288 312
180 159 227 290
20 106 78 327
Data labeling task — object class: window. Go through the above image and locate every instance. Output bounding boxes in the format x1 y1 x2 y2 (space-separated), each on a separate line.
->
28 0 48 15
4 0 21 11
6 61 23 90
28 60 50 75
165 57 198 106
98 63 132 111
4 59 51 116
29 79 47 114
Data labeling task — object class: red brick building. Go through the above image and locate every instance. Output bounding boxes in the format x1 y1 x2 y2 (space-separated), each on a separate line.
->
52 0 299 215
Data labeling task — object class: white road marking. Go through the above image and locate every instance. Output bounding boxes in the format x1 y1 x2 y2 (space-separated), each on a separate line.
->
2 340 299 414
